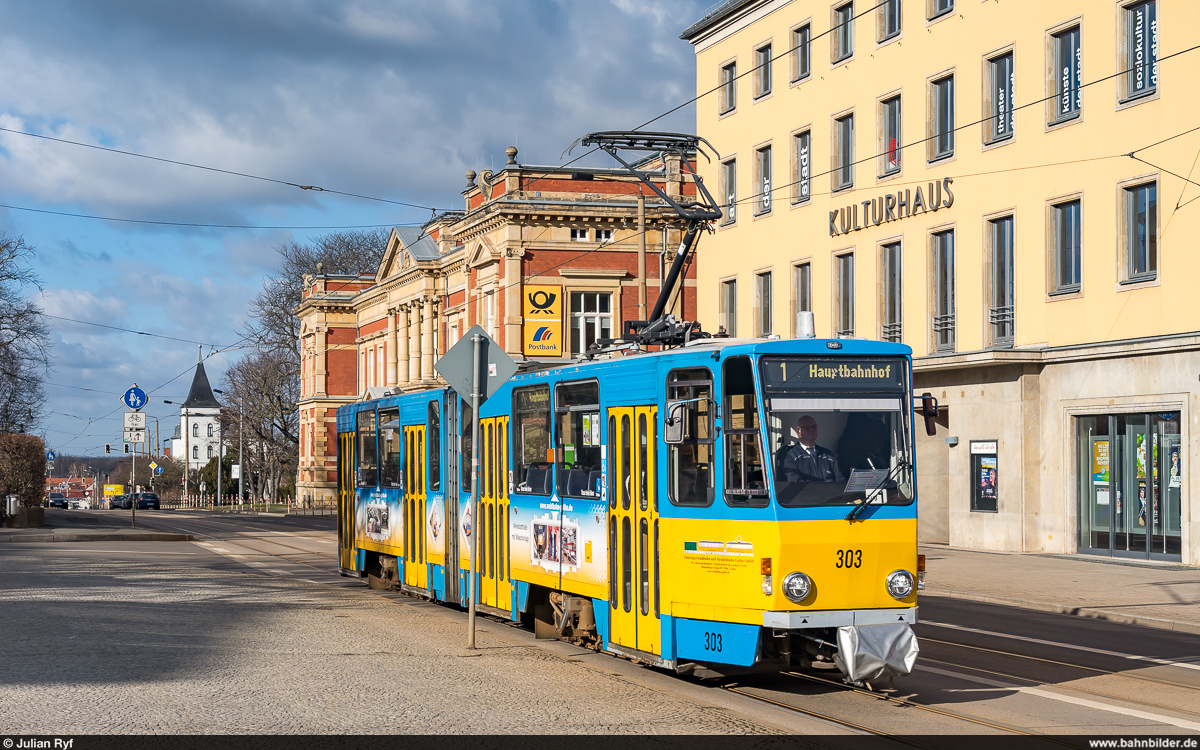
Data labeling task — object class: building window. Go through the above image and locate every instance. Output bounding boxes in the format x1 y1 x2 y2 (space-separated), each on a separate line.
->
570 292 612 356
720 279 737 337
881 242 902 342
1123 1 1157 100
1052 199 1082 293
834 113 854 191
720 61 737 114
755 271 772 336
570 228 589 242
932 230 956 352
880 0 901 41
833 2 854 62
986 52 1014 143
928 0 953 20
595 228 613 243
755 43 772 98
792 24 811 82
755 145 772 215
793 130 811 203
1125 182 1157 281
881 95 901 175
193 446 199 460
192 424 199 438
485 290 496 338
835 253 854 337
1052 26 1082 121
207 424 214 437
793 262 812 335
989 216 1015 347
207 445 214 459
721 158 737 223
931 75 954 160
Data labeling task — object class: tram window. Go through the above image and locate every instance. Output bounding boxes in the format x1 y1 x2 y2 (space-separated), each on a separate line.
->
609 517 617 607
427 401 441 491
513 385 552 494
379 409 401 488
608 415 617 510
654 518 660 618
724 356 769 507
356 410 378 488
486 422 495 499
622 516 632 612
621 415 631 510
639 518 649 616
666 368 715 506
638 413 648 511
554 380 601 498
460 401 473 493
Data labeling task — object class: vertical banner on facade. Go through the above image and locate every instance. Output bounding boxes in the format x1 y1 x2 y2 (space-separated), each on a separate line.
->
523 285 564 357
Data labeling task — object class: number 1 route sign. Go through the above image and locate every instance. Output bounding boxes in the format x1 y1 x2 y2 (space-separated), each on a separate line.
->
122 385 147 411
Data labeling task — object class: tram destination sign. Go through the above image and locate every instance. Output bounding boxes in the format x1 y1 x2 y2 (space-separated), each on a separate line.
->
761 356 907 393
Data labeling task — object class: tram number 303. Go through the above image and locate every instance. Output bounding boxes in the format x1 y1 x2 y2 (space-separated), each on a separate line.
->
835 549 863 568
703 632 723 653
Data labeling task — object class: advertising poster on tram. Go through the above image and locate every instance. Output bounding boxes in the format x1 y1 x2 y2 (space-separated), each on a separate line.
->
356 489 404 554
508 493 608 597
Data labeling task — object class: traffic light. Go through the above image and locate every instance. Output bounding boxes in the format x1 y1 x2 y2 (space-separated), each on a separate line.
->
105 444 111 454
123 443 130 454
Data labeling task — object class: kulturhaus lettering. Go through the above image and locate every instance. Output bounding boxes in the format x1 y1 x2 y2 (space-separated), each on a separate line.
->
829 177 955 236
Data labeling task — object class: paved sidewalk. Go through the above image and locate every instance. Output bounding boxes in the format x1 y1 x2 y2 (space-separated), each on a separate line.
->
0 509 191 543
921 544 1200 634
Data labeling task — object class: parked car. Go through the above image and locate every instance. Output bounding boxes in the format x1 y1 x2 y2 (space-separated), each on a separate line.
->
110 494 132 510
136 492 160 510
46 492 68 509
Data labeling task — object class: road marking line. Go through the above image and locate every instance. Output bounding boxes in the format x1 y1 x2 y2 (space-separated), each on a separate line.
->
916 664 1200 731
36 549 198 554
921 620 1200 672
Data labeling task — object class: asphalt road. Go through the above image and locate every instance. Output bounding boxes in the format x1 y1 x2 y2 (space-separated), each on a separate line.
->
3 509 1198 739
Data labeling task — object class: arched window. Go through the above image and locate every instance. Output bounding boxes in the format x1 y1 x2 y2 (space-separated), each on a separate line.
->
207 424 214 437
192 424 199 437
207 446 214 458
192 446 199 459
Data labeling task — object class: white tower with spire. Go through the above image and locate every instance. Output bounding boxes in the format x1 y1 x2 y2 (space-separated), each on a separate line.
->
170 354 222 471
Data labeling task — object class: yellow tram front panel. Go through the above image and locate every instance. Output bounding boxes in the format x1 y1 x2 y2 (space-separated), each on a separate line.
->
660 517 917 624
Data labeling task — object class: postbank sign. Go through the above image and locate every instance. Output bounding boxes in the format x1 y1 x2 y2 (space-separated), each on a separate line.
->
523 285 564 357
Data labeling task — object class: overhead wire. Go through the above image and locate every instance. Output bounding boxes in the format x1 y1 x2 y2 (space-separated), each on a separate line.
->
0 125 448 213
44 314 233 347
0 202 418 230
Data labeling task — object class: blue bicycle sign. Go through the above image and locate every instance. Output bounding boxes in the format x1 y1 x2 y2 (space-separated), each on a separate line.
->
122 385 148 411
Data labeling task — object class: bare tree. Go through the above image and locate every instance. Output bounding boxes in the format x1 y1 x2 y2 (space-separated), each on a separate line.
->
0 233 52 433
221 348 301 502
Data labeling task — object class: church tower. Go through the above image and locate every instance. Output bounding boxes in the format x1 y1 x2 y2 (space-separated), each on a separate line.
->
170 356 222 471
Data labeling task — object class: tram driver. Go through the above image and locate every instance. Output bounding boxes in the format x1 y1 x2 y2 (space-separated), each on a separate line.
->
777 415 843 483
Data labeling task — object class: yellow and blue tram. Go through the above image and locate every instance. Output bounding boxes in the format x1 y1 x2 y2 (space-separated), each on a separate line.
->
337 336 923 676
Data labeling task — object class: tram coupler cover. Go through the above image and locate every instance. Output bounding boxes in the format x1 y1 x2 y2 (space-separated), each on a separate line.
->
832 623 919 683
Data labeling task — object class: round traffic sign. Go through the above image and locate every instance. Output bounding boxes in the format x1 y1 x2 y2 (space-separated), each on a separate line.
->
47 450 57 461
122 386 148 411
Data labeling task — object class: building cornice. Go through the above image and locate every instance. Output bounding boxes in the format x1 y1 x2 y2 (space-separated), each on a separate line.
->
913 331 1200 372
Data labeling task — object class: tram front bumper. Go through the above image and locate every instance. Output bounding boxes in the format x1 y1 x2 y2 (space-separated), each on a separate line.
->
762 606 917 629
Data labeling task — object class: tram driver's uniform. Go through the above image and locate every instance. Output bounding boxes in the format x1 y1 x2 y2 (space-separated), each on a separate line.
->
780 441 843 483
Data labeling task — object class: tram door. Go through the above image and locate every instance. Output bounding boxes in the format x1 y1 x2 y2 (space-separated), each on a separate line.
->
607 406 659 655
403 425 428 590
479 416 509 609
337 431 355 571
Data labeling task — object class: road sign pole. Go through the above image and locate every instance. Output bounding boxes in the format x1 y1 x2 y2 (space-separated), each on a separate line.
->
131 448 136 529
467 333 484 650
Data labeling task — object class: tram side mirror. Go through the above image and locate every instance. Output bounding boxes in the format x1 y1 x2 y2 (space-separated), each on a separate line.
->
664 400 688 444
920 392 940 437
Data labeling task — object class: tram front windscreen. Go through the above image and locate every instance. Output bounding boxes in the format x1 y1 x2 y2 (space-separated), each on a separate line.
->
759 356 914 508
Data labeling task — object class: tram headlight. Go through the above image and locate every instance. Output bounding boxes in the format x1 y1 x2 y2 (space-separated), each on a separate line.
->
782 572 812 603
886 569 916 600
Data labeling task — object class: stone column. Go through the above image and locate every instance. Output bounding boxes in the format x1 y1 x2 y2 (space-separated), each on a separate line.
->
386 308 398 387
421 296 435 382
396 305 410 386
407 301 420 386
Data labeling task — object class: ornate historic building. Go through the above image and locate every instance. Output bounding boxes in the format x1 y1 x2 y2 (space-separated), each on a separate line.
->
294 146 700 506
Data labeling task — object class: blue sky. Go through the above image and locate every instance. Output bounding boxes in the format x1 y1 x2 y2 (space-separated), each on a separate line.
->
0 0 706 455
